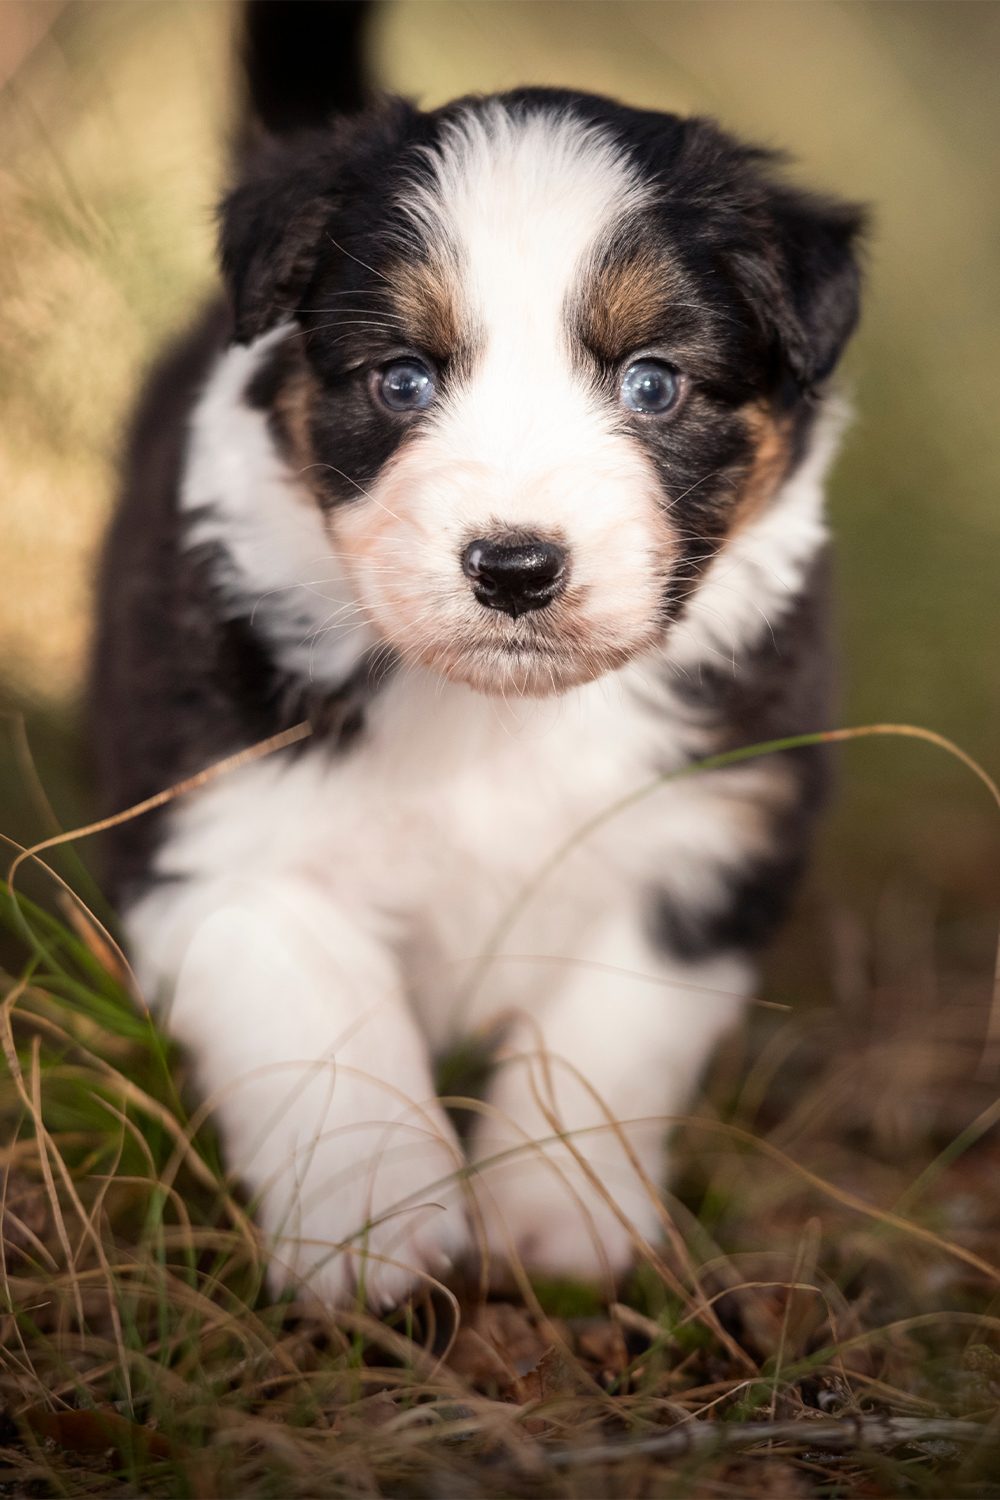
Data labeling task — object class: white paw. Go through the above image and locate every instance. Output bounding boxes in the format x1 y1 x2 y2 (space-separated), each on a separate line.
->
469 1141 664 1290
257 1122 471 1313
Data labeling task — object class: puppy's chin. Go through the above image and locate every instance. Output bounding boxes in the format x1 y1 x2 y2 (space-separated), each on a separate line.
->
348 574 667 696
393 632 660 698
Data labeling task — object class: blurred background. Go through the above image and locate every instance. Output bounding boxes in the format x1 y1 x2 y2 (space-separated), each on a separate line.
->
1 1 997 1088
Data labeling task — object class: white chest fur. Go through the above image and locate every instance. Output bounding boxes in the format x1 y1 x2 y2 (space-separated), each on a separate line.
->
134 655 779 1044
124 651 769 1303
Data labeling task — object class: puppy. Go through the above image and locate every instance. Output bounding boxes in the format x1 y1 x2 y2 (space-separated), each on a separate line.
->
91 0 863 1309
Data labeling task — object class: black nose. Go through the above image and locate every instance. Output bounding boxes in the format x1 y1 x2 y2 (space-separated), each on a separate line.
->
462 538 567 618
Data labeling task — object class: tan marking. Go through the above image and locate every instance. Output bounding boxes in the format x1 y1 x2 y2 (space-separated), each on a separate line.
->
272 361 317 478
732 406 795 530
389 257 463 360
581 250 679 360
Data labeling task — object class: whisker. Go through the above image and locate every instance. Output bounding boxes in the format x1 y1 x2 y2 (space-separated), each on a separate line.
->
288 322 403 344
293 291 398 306
298 308 405 320
324 232 390 284
297 462 407 526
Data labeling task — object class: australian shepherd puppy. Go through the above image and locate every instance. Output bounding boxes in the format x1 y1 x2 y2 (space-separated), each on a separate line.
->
91 0 864 1310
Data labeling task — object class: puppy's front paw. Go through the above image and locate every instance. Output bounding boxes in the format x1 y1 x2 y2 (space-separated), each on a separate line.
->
469 1140 663 1292
258 1122 471 1313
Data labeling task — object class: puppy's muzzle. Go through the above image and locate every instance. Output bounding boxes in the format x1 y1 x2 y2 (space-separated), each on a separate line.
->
462 537 567 619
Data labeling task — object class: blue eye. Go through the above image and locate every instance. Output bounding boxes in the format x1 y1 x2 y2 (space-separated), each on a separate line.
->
374 359 436 412
621 359 681 415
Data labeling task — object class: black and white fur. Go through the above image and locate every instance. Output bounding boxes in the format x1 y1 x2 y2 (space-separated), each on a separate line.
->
91 0 864 1309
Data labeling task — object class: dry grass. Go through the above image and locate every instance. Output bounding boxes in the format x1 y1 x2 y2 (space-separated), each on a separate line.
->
1 729 999 1498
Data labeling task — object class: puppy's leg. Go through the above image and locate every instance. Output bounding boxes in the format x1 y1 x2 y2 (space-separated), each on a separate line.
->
127 873 469 1310
468 910 749 1287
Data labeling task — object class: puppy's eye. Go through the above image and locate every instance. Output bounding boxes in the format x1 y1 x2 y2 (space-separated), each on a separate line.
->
620 359 680 416
372 359 436 413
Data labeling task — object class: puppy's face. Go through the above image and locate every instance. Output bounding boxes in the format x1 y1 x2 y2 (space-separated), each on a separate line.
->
223 94 863 695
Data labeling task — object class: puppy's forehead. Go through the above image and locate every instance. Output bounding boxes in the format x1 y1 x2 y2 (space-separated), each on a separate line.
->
394 102 652 350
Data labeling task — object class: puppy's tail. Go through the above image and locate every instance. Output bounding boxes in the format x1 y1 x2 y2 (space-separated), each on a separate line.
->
241 0 378 137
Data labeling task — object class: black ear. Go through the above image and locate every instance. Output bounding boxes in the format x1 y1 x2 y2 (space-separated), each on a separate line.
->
664 119 866 395
219 136 342 344
743 186 868 393
218 99 418 344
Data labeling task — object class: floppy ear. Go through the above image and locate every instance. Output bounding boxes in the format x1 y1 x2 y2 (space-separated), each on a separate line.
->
219 138 342 344
741 186 867 393
218 100 419 344
664 119 866 395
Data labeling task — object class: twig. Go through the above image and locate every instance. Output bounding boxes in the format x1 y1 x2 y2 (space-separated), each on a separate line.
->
546 1414 995 1466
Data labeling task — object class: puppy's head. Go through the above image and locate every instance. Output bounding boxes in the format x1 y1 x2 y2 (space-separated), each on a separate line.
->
221 92 864 695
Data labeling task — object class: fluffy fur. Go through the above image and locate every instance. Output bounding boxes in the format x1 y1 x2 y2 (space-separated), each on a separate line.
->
91 0 864 1309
